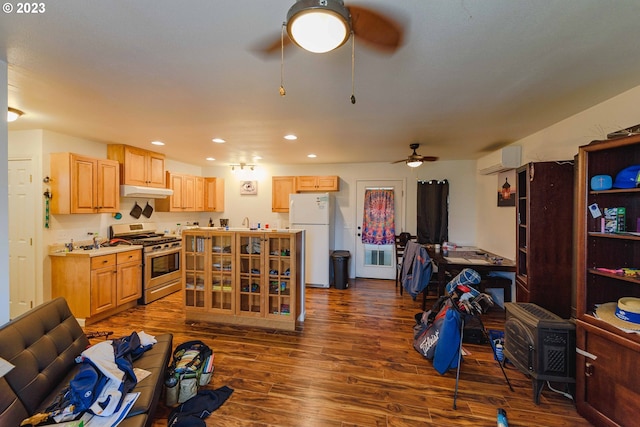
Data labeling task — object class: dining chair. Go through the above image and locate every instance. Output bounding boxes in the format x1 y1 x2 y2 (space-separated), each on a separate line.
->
395 232 415 291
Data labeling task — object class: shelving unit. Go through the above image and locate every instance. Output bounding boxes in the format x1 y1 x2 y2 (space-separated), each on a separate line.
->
182 229 302 331
575 135 640 426
515 161 574 318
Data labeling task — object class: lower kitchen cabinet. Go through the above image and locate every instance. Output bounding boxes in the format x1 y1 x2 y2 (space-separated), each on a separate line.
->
51 248 142 324
116 250 143 304
182 229 303 331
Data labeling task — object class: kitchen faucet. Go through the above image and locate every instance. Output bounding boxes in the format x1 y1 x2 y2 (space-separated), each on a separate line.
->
242 217 250 228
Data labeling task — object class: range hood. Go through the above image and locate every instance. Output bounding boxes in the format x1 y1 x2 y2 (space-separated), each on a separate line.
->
120 185 173 199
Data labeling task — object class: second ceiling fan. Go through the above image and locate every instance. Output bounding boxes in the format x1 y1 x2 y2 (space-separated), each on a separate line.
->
391 144 439 168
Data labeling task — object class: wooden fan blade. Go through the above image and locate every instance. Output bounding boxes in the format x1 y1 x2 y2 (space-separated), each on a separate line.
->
348 5 403 53
420 156 439 162
390 159 407 164
253 32 293 57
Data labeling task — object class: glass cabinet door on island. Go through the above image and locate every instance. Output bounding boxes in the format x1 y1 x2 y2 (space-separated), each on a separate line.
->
210 233 234 312
237 233 264 316
183 234 206 309
266 235 294 318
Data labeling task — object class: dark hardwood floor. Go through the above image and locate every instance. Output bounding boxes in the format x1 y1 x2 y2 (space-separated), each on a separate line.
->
85 279 591 426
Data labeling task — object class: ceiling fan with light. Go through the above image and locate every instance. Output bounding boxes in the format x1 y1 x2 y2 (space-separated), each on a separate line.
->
391 143 438 168
259 0 404 55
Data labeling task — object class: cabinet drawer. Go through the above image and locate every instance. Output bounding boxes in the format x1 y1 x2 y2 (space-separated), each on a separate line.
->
117 250 141 264
91 254 117 270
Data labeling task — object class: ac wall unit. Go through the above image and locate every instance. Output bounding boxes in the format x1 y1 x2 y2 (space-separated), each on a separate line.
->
477 146 521 175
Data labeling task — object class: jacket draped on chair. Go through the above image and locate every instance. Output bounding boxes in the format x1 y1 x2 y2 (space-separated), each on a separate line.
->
401 241 433 299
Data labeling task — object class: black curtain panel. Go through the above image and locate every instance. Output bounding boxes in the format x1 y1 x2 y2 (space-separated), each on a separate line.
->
417 180 449 244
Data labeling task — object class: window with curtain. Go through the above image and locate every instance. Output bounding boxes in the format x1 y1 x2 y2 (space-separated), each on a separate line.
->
361 189 395 266
362 189 396 244
417 180 449 244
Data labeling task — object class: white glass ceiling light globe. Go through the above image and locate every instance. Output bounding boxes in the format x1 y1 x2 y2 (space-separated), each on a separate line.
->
286 0 351 54
406 160 423 168
289 11 349 53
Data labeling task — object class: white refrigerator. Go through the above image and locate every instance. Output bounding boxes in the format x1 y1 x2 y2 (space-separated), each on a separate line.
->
289 193 334 288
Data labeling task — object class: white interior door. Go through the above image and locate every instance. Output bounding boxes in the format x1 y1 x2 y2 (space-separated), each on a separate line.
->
355 180 405 279
9 159 36 318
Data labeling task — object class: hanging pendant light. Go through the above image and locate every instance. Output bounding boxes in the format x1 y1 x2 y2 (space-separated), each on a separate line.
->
286 0 351 53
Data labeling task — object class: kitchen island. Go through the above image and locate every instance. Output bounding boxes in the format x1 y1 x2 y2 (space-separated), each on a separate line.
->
181 228 304 331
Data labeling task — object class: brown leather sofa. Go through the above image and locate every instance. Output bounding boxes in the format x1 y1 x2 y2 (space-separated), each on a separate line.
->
0 297 172 427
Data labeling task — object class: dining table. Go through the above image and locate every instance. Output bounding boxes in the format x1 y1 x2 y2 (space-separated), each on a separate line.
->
426 245 516 303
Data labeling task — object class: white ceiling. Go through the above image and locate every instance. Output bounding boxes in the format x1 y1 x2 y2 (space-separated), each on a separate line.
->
3 0 640 167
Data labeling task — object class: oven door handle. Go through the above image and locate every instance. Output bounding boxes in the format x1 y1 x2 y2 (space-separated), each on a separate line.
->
145 247 182 258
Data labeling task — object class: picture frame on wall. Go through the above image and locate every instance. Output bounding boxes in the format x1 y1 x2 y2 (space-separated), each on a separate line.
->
497 170 516 207
240 180 257 195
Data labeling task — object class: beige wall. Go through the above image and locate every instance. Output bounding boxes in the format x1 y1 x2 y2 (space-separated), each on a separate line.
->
476 84 640 258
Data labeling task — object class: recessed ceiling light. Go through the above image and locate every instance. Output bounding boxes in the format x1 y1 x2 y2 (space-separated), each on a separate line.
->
212 138 226 143
307 154 317 158
284 134 298 140
151 141 165 146
206 157 216 161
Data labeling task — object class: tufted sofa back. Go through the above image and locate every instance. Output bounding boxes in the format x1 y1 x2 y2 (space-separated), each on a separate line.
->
0 297 89 426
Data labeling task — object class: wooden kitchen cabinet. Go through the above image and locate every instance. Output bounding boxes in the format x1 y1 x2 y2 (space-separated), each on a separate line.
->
272 176 296 212
204 177 225 212
296 175 339 192
575 135 640 426
50 153 120 214
116 249 143 305
195 176 205 212
51 248 142 324
107 144 166 188
90 255 117 316
155 172 196 212
515 161 574 318
182 230 303 331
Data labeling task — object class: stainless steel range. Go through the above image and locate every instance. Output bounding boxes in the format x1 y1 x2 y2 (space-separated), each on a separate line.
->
109 222 182 304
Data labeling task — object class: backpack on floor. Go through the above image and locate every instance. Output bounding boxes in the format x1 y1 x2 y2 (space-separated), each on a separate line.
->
166 340 213 406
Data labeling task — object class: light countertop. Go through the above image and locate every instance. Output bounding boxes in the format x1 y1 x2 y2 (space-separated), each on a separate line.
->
49 245 143 257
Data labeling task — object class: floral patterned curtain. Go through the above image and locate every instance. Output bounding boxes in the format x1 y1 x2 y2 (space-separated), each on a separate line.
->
361 189 395 245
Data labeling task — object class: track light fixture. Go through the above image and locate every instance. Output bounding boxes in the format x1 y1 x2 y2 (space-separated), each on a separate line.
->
230 163 256 172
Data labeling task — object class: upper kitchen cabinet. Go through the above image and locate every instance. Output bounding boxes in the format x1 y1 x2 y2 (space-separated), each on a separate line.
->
272 176 296 212
296 175 339 192
155 172 196 212
204 177 225 212
50 153 120 214
107 144 166 188
195 176 205 212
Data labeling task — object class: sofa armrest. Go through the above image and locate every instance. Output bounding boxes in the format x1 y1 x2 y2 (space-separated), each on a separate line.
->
0 297 89 423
